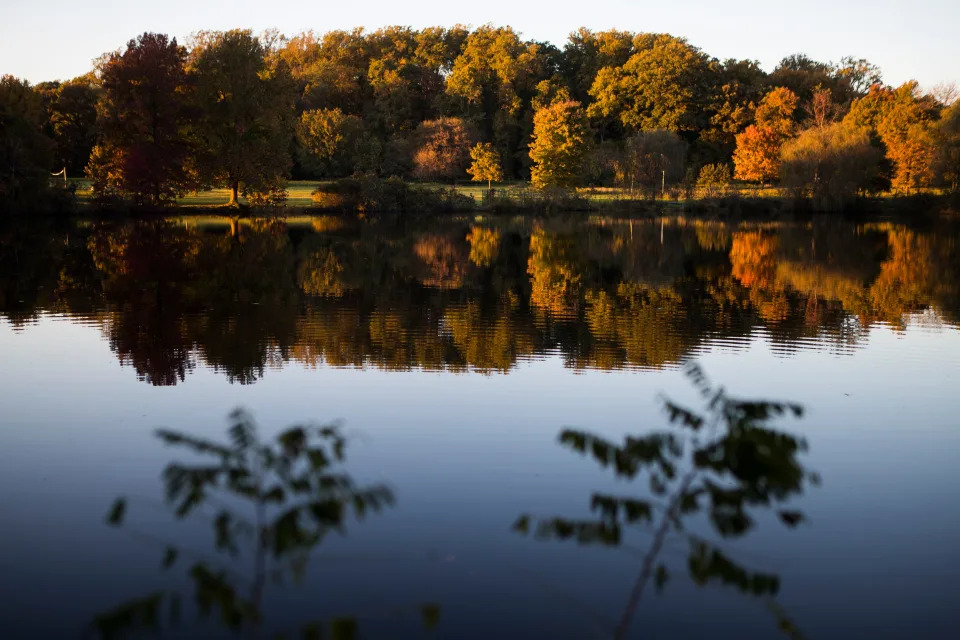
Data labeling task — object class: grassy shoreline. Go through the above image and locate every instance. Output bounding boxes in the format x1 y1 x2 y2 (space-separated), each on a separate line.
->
60 178 957 220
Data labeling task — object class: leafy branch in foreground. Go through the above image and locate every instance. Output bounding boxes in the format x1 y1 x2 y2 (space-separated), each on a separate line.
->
94 408 437 639
514 362 818 639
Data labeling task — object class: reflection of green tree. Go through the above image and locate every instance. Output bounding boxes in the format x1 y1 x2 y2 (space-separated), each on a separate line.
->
583 286 688 369
515 364 817 639
443 300 539 372
96 409 437 639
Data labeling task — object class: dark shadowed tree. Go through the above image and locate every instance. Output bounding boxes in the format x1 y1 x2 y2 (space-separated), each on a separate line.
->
37 79 98 176
0 75 53 210
296 107 364 178
190 30 297 206
936 101 960 191
88 33 193 206
780 122 882 210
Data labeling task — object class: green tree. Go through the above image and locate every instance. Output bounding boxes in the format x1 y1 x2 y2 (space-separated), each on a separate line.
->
88 33 193 206
445 26 553 176
191 30 297 206
701 58 770 154
587 34 718 135
296 108 364 178
529 100 589 189
696 163 732 195
467 142 504 189
37 79 98 176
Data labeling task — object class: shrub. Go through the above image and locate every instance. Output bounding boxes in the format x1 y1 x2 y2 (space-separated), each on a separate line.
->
696 163 732 196
780 123 881 211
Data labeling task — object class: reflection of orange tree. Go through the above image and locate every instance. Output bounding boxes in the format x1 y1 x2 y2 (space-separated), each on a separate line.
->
729 231 789 324
869 229 936 326
729 231 778 289
413 233 468 289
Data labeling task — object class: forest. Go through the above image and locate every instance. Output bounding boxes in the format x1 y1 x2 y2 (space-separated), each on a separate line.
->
1 25 959 213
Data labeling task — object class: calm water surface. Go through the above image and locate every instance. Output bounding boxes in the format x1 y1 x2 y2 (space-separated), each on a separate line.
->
1 215 959 639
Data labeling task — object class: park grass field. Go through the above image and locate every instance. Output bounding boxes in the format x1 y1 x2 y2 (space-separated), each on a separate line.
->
70 178 531 208
69 177 941 214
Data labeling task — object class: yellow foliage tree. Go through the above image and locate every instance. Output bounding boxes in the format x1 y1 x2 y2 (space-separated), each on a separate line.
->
529 100 589 189
467 143 504 190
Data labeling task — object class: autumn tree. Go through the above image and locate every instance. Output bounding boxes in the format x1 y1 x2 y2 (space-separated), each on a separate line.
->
874 83 939 192
804 87 840 130
277 29 371 115
701 58 770 153
844 81 940 192
780 122 881 210
467 142 503 189
88 33 193 205
733 87 799 184
0 75 53 210
296 108 364 178
529 100 589 189
936 101 960 191
190 30 296 206
410 117 476 181
587 33 718 135
770 53 852 103
561 28 635 104
445 26 553 176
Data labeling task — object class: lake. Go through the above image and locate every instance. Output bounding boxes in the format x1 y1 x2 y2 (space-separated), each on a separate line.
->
1 214 959 639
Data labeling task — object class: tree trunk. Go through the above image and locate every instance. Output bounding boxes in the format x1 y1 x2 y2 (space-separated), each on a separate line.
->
228 181 239 207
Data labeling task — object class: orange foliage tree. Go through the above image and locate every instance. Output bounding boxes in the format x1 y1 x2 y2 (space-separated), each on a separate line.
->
411 117 477 181
733 87 798 184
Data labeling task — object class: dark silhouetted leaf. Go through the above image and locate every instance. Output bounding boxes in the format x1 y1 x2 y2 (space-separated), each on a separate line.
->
106 497 127 526
420 603 441 630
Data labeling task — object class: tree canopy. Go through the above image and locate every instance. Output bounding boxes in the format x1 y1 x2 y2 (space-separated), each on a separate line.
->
3 24 958 211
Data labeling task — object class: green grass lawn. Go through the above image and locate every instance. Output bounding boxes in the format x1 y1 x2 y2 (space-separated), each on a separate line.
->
66 178 861 210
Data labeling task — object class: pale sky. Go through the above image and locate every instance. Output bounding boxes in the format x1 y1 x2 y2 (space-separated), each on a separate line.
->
1 0 957 90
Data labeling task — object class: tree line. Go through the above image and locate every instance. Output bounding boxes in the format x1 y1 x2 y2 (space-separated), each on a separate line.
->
2 26 959 211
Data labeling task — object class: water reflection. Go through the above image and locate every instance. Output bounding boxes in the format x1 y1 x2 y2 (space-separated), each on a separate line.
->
514 363 817 639
95 409 435 639
1 215 958 383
